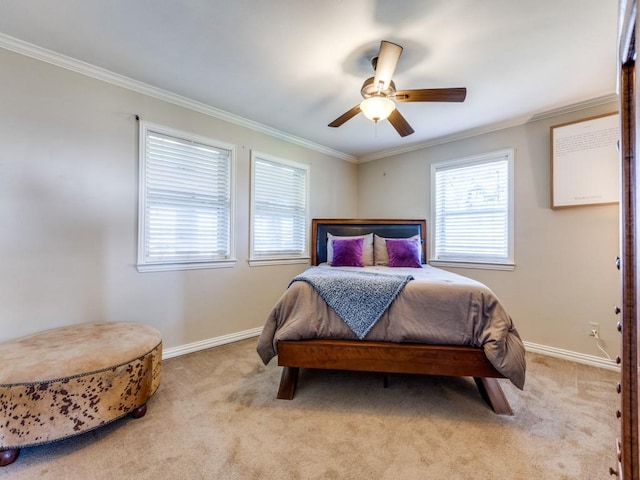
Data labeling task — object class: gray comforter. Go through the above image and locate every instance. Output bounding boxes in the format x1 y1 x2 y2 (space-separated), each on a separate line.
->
257 265 526 389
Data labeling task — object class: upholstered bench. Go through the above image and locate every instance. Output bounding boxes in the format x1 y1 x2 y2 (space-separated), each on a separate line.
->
0 322 162 466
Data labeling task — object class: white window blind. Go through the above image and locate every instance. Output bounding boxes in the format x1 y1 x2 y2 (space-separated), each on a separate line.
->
250 152 309 263
138 122 235 272
431 149 514 267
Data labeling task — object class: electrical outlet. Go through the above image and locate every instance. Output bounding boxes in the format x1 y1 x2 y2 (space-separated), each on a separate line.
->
589 322 599 337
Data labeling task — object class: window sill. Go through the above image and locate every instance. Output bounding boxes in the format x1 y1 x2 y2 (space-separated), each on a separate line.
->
137 260 237 272
249 257 310 267
429 260 515 271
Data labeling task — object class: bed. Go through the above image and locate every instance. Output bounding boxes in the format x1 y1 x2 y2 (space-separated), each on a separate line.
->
256 219 526 415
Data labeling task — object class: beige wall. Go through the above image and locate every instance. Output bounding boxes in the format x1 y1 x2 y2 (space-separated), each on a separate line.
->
357 102 620 359
0 49 358 348
0 45 621 362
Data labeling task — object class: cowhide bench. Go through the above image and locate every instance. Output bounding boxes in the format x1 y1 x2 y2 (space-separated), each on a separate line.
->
0 322 162 466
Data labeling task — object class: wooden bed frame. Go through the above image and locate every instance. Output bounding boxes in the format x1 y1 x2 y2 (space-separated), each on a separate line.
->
275 219 513 415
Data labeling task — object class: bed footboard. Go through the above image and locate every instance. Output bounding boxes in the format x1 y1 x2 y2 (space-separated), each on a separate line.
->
276 339 513 415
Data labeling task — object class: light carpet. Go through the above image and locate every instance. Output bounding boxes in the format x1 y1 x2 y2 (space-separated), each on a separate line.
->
2 338 619 479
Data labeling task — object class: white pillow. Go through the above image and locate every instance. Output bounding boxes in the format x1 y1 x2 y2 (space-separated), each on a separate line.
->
327 233 374 266
374 234 422 265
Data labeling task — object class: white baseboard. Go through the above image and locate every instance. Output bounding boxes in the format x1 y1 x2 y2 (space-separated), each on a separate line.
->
162 327 262 360
524 341 619 371
161 330 620 373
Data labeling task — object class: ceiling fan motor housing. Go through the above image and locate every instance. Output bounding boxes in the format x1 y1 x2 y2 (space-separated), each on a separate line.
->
360 77 396 99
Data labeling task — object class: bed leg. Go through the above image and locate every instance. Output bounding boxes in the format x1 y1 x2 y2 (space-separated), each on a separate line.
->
0 448 20 467
277 366 299 400
473 377 513 415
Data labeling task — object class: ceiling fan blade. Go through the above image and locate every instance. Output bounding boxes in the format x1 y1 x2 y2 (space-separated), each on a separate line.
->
395 87 467 103
328 105 362 127
373 41 403 91
388 109 414 137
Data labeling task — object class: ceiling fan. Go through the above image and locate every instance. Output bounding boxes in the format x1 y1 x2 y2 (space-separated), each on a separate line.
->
328 40 467 137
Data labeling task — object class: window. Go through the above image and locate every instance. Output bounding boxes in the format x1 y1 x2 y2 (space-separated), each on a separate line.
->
137 121 235 272
430 148 514 269
250 151 309 265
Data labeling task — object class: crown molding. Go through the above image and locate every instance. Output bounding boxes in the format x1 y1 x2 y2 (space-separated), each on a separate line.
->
0 33 617 166
357 93 620 163
0 33 356 163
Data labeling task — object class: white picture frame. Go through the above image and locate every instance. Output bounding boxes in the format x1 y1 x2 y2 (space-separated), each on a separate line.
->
550 112 620 209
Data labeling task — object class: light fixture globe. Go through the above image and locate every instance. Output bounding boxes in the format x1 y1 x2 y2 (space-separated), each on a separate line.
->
360 96 395 123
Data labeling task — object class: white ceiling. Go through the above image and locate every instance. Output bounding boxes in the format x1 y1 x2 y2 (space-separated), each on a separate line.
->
0 0 620 160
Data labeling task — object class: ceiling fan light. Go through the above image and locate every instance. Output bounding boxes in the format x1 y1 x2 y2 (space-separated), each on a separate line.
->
360 96 395 123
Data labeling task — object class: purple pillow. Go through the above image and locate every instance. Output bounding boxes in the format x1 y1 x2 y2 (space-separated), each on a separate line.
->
386 238 422 268
332 237 364 267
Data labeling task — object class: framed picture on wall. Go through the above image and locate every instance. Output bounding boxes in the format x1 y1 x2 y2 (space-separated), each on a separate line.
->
550 112 620 209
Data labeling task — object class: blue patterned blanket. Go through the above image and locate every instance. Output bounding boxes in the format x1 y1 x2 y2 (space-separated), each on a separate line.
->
289 267 414 339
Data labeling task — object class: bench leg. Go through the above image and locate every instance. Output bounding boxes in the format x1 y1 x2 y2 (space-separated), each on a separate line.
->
0 404 148 468
131 403 148 418
0 448 19 467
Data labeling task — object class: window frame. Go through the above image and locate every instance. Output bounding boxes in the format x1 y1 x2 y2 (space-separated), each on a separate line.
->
249 150 310 266
137 121 236 272
430 148 515 271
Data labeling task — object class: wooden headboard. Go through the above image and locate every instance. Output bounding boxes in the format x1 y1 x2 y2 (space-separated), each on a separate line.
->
311 219 427 266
